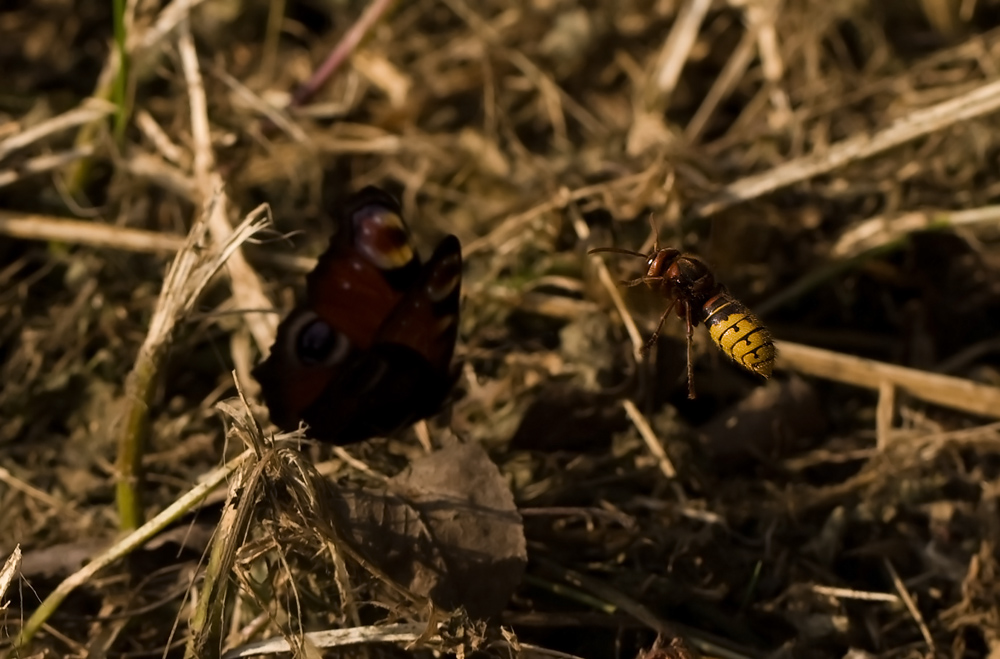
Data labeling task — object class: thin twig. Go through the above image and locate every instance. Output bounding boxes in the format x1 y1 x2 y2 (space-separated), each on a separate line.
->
883 558 935 652
649 0 712 105
811 584 900 603
622 399 677 479
684 18 760 142
692 76 1000 218
0 545 20 606
221 622 435 659
113 197 270 530
776 340 1000 419
0 210 315 274
14 449 252 650
289 0 396 108
135 109 187 165
0 147 97 188
831 204 1000 258
567 203 645 359
876 380 895 450
178 16 278 355
0 99 115 162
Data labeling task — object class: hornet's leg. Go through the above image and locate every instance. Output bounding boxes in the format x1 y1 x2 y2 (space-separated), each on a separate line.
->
644 297 678 353
684 301 696 399
622 275 665 288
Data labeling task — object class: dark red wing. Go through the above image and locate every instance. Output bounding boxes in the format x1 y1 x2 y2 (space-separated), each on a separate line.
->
375 234 462 373
285 234 462 442
305 187 419 349
253 187 462 444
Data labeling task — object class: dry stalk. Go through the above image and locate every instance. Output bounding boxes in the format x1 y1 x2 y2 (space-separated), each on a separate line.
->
134 109 187 165
13 448 252 650
810 585 899 603
184 440 260 659
648 0 712 107
220 622 436 659
114 199 270 530
622 399 677 480
123 151 199 201
884 558 935 652
0 210 316 272
692 76 1000 218
178 17 278 355
0 147 98 189
0 545 21 606
684 18 761 142
289 0 396 108
776 340 1000 419
831 205 1000 258
0 99 115 162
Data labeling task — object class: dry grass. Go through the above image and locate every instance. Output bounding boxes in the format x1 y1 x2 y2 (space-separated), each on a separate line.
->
4 0 1000 657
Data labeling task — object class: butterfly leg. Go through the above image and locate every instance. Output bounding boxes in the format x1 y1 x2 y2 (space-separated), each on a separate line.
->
683 300 696 399
643 297 678 354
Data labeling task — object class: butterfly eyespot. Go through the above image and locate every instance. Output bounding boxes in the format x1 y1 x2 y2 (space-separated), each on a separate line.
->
425 253 461 303
286 312 351 366
352 204 415 270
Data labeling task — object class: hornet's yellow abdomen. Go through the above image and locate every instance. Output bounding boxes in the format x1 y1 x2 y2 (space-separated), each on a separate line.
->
703 295 775 377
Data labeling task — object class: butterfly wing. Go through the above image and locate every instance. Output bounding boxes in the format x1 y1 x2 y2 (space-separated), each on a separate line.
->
305 187 419 349
253 188 462 444
346 233 463 433
374 234 462 375
253 188 419 434
287 234 462 443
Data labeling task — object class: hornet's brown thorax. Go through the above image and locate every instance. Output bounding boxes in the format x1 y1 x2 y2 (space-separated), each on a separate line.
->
643 248 723 324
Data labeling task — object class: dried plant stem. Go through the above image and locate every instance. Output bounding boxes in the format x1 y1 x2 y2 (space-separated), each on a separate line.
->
759 201 1000 317
178 17 278 355
0 99 114 162
221 622 434 659
0 147 98 188
0 210 314 272
831 204 1000 258
290 0 396 108
649 0 712 105
114 201 270 530
884 558 935 652
567 204 645 359
14 449 251 651
684 19 760 142
693 77 1000 218
622 399 676 479
776 340 1000 419
0 545 20 605
185 453 259 659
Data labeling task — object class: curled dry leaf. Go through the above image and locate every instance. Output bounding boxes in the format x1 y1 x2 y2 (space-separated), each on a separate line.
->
331 442 526 620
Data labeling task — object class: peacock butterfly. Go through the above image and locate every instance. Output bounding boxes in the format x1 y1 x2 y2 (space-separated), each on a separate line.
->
253 187 462 444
